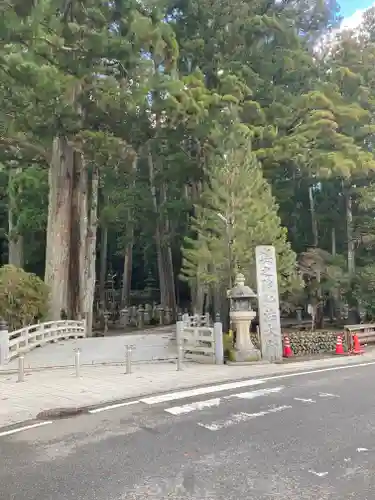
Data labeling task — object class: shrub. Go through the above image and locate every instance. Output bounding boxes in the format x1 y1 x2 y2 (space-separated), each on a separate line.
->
0 265 50 331
223 331 234 360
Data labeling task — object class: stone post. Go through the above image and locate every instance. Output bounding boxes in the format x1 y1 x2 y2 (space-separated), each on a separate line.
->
103 311 109 335
158 306 164 325
255 245 282 362
176 314 184 345
228 273 260 362
137 305 144 329
164 307 172 325
144 303 151 325
0 318 9 365
130 306 137 326
120 307 129 327
213 318 224 365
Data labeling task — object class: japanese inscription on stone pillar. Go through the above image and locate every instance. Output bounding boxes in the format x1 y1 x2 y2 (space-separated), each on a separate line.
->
255 245 282 362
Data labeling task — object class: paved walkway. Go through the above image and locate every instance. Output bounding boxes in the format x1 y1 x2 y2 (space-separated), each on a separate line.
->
1 350 375 428
0 327 175 370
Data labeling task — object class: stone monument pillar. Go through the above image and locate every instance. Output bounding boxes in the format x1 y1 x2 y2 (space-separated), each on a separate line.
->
255 245 282 362
228 273 260 362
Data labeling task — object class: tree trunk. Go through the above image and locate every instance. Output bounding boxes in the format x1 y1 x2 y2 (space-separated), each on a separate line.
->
308 186 324 328
346 189 355 276
8 215 23 268
331 228 336 256
8 168 24 268
121 238 133 307
99 225 108 309
69 150 85 319
45 137 74 320
148 149 168 307
161 182 177 317
330 227 337 322
121 155 137 307
85 166 99 336
308 185 318 247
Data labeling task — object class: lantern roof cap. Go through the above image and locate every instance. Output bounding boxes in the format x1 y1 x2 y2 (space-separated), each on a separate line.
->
229 273 257 299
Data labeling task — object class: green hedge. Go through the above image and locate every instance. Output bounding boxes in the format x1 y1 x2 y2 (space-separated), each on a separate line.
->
0 265 50 331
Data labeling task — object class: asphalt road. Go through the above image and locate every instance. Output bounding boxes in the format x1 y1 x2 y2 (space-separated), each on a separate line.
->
2 363 375 499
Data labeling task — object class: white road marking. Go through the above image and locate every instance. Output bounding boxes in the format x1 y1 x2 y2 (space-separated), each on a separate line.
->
0 421 53 438
357 448 368 452
309 470 328 477
197 405 292 431
294 397 316 403
141 360 375 406
165 398 221 415
165 387 285 415
88 400 140 414
260 361 375 383
141 379 265 405
228 386 284 400
319 393 340 398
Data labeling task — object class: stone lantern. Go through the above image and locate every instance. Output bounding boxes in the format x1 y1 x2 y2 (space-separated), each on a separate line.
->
228 273 260 362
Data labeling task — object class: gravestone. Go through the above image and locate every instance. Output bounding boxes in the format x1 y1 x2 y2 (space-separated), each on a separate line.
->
255 245 282 362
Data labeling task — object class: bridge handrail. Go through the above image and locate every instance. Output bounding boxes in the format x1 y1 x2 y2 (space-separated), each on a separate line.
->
0 320 86 364
344 323 375 350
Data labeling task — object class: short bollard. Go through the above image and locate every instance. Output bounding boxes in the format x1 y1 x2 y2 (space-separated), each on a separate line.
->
126 345 132 374
176 344 183 371
74 348 81 377
17 355 25 383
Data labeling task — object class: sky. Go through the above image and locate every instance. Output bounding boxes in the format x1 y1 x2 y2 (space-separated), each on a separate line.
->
340 0 375 29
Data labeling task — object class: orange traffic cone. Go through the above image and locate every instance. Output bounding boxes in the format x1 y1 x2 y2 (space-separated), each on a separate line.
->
352 334 363 355
283 335 293 358
335 334 345 355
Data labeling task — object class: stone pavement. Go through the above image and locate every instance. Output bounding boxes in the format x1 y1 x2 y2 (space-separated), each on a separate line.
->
0 326 175 371
1 350 375 428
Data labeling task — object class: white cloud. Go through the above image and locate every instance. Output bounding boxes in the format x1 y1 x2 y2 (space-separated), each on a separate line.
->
341 4 375 31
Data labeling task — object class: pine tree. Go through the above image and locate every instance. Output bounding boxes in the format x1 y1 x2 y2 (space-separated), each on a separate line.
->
181 132 302 309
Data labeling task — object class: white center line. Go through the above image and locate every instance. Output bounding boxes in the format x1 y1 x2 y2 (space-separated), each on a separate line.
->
294 398 316 403
165 398 221 415
319 393 340 398
88 400 140 414
228 386 285 400
0 421 53 438
141 379 265 405
165 386 285 415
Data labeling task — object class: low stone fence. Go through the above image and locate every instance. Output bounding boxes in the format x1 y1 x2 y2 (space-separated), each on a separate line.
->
250 330 343 356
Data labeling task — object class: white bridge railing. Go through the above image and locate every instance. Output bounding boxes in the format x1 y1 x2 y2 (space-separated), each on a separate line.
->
177 315 223 364
0 320 86 365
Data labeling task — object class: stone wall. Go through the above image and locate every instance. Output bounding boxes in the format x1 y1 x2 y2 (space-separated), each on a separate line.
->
250 330 345 356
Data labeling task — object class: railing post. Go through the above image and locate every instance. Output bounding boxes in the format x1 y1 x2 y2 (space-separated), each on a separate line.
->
17 355 25 382
125 345 133 374
75 348 81 377
176 343 184 371
0 318 9 366
40 322 45 344
214 319 224 365
182 313 189 327
176 316 184 344
24 326 29 350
